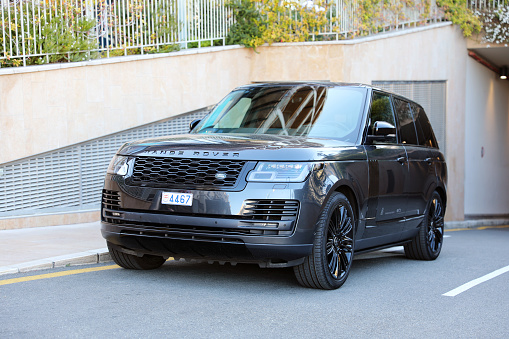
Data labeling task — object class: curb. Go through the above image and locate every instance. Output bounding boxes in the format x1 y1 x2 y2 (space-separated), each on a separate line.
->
445 219 509 229
0 248 111 276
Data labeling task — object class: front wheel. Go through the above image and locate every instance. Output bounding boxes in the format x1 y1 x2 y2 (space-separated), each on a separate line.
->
108 242 166 270
404 191 445 260
294 192 355 290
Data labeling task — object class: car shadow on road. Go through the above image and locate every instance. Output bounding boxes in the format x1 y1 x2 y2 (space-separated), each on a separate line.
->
116 247 411 290
351 246 410 274
142 259 300 290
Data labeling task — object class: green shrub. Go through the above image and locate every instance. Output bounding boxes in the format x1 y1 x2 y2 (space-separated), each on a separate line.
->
0 0 97 67
436 0 482 36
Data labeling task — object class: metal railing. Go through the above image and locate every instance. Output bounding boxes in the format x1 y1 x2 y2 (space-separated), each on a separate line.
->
469 0 508 10
1 0 445 67
0 0 234 66
317 0 444 40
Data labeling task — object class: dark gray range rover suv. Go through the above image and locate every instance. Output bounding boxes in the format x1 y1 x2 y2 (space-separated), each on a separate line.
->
101 82 447 289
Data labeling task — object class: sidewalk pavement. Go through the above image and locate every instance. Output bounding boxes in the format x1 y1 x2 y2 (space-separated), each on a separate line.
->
0 221 111 276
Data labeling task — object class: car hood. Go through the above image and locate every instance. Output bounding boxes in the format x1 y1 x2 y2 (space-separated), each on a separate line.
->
117 134 366 161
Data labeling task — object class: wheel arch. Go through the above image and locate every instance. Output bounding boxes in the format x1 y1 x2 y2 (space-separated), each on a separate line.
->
434 185 447 212
330 184 360 229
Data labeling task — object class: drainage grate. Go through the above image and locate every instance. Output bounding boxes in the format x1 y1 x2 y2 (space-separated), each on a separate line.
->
0 108 208 218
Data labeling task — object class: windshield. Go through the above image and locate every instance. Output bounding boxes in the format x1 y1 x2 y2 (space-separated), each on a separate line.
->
193 85 367 142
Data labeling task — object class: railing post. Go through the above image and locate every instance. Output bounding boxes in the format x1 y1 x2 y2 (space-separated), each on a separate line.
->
178 0 188 48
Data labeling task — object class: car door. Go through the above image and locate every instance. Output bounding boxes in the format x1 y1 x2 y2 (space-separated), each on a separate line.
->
406 102 440 231
362 91 408 246
393 97 435 235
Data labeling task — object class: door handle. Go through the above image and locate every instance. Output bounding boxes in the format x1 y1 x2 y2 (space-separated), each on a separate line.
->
396 157 406 164
424 157 433 165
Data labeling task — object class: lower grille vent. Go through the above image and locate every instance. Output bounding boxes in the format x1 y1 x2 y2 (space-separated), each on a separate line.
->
242 200 299 221
102 190 121 210
120 229 245 244
102 217 291 236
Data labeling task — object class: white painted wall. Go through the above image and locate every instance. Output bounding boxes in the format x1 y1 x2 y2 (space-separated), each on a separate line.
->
465 58 509 217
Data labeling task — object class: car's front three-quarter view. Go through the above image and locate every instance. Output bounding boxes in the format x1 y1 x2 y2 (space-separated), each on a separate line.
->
101 82 447 289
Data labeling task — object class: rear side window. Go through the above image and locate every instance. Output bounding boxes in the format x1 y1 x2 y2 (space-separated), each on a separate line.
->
410 103 438 148
393 97 418 145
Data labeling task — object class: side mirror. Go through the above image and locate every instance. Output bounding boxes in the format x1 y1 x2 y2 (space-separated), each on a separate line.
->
366 121 396 143
189 119 201 132
373 121 396 136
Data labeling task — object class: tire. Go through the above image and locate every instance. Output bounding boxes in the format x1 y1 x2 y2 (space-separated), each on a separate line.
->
404 191 445 260
108 242 166 270
294 192 355 290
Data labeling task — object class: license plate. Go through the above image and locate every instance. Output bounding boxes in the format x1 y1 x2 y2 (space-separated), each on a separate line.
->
161 192 193 206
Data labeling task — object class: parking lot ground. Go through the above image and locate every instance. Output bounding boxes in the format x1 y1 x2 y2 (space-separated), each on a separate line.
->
1 226 508 338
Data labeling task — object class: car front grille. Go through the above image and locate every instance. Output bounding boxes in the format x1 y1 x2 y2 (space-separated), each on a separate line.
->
130 156 247 188
242 200 299 221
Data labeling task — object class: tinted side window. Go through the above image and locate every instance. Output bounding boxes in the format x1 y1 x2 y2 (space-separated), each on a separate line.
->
410 103 438 148
368 92 397 144
393 98 418 145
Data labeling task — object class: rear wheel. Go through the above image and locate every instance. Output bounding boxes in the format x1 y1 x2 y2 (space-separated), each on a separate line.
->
294 192 355 290
108 242 166 270
404 191 445 260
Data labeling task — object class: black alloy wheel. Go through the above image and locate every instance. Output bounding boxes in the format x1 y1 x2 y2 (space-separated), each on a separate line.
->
294 192 355 290
404 191 445 260
326 203 354 280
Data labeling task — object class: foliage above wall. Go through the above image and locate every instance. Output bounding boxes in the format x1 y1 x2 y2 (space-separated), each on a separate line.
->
0 0 97 67
436 0 482 36
0 0 179 67
1 0 506 68
227 0 486 50
227 0 329 50
226 0 266 48
478 6 509 43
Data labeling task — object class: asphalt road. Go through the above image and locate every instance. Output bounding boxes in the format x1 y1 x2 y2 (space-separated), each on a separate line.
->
1 227 508 338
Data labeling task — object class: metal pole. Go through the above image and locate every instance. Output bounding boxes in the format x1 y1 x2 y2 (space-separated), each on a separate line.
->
178 0 187 48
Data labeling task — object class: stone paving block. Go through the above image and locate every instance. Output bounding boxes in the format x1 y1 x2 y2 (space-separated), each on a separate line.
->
53 253 98 268
0 266 19 276
18 260 54 273
98 252 112 263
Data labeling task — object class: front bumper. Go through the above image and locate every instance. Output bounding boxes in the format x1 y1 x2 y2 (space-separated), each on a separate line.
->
101 174 324 267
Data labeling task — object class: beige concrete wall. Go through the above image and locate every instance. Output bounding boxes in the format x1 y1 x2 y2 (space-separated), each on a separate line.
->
0 22 469 225
0 46 252 164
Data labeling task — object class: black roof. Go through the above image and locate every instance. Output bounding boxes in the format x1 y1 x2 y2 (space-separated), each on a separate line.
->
235 81 421 106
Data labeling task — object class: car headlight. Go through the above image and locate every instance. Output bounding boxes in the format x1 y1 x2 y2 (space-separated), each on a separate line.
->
107 155 129 176
247 162 314 182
